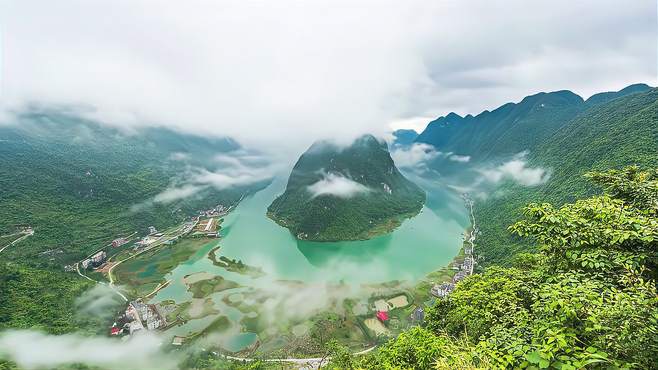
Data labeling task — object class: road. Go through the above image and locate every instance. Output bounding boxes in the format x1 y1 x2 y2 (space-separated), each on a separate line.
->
0 229 34 253
106 220 199 301
75 260 129 301
74 231 140 302
218 345 376 369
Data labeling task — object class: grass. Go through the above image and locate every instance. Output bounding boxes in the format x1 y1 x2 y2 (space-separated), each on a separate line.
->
188 276 241 299
113 237 218 296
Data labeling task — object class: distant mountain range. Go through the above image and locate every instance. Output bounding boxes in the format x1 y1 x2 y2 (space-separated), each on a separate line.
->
267 134 425 241
415 83 652 167
411 83 657 265
391 129 419 146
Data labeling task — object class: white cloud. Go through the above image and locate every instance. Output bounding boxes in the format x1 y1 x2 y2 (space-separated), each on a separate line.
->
392 144 472 169
75 284 126 322
153 184 204 204
132 150 280 210
192 167 273 191
191 150 280 191
388 116 435 133
0 0 654 150
0 330 176 370
168 152 189 161
307 173 370 198
480 154 550 186
391 143 439 169
449 154 471 163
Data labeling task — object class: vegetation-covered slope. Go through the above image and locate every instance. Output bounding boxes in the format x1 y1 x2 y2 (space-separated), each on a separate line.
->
474 88 658 265
267 134 425 241
0 111 263 267
0 111 267 337
321 167 658 369
416 84 651 170
391 129 419 146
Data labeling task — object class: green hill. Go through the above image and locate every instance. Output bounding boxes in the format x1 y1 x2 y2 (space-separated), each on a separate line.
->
267 134 425 241
415 84 656 266
416 84 652 170
0 110 267 267
475 87 658 265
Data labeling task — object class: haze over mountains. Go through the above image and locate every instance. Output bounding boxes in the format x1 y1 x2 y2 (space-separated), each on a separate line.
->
1 80 656 370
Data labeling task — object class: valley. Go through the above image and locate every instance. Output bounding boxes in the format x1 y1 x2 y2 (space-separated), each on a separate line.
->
1 84 655 370
1 3 656 368
94 175 472 357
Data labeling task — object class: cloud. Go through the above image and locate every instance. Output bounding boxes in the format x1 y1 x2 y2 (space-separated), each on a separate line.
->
307 173 370 198
75 284 126 322
388 116 436 133
168 152 189 161
479 154 550 186
0 0 654 149
191 164 275 191
0 330 177 370
391 143 439 169
448 154 471 163
392 144 472 171
131 150 279 210
152 184 204 204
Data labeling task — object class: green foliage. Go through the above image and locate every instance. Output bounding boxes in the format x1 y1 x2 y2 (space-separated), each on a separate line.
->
0 112 265 335
335 167 658 369
324 340 356 370
0 262 94 334
268 134 425 241
473 87 658 266
0 113 251 267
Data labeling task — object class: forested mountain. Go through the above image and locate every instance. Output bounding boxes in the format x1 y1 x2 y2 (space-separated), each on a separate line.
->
410 84 657 266
475 87 658 265
391 129 419 146
267 134 425 241
321 168 658 369
0 110 265 267
416 84 651 169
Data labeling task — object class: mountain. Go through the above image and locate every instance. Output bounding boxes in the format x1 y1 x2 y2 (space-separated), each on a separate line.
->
414 84 656 266
415 84 652 168
0 110 267 267
267 134 425 241
585 83 652 105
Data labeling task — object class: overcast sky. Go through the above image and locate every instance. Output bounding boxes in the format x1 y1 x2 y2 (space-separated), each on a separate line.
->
0 0 655 149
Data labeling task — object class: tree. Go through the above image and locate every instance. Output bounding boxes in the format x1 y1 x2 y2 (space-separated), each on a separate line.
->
331 167 658 369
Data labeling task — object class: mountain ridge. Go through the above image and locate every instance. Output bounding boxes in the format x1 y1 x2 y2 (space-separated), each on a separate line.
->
414 83 652 165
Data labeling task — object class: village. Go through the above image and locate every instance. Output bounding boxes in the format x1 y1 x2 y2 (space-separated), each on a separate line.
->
61 194 479 358
63 204 232 339
347 194 478 342
430 194 477 299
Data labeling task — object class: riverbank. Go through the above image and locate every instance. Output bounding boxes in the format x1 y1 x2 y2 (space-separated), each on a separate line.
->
98 180 469 357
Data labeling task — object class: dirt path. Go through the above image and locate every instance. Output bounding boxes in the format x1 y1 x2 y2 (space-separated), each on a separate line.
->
0 230 33 253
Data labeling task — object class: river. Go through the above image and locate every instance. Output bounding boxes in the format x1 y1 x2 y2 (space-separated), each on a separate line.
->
151 173 469 351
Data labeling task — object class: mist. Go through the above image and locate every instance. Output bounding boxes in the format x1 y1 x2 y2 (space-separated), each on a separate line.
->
0 0 655 151
307 172 372 199
0 330 177 370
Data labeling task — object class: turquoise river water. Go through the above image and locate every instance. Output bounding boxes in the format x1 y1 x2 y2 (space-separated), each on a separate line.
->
151 174 469 351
